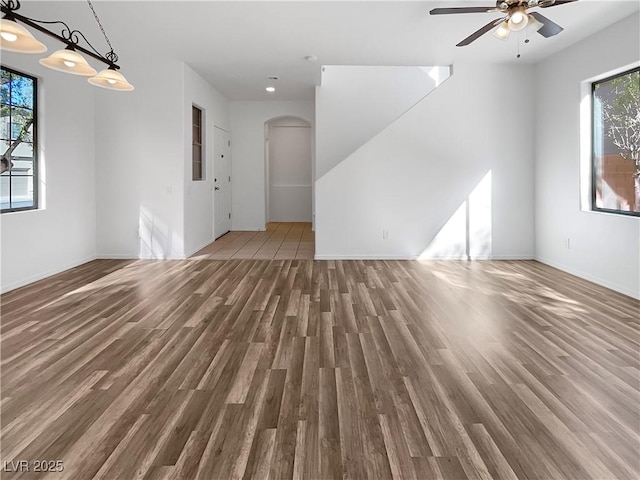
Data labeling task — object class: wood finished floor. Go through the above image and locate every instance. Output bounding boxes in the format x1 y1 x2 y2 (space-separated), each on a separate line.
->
192 223 314 260
1 259 639 480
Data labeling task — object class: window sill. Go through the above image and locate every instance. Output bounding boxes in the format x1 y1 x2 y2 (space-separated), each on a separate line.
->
581 208 640 219
1 207 43 216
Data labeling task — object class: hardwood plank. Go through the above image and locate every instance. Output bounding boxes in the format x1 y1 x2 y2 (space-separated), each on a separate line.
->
319 367 342 480
1 258 638 480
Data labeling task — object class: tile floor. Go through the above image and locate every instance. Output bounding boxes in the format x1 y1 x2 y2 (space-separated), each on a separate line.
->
191 222 314 260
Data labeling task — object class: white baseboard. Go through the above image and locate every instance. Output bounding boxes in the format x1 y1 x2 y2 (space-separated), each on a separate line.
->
96 253 139 260
231 225 264 232
314 254 535 261
314 254 419 260
418 255 471 260
139 254 187 260
185 238 215 258
1 254 97 294
486 255 535 260
535 256 639 300
98 253 190 260
417 255 535 260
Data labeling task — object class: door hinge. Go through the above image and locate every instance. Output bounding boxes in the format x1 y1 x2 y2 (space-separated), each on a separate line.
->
228 213 231 219
228 176 231 182
228 140 231 146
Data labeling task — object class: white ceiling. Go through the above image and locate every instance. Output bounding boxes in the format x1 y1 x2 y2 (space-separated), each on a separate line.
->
23 1 640 100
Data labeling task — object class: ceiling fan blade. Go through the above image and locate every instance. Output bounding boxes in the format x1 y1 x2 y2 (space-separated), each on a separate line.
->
530 12 564 37
456 18 503 46
430 7 498 15
539 0 579 8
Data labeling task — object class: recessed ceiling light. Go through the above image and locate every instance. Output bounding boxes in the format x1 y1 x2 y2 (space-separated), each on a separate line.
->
266 86 275 93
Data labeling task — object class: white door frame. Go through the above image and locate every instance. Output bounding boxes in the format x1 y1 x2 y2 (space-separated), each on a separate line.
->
264 116 312 226
214 126 231 239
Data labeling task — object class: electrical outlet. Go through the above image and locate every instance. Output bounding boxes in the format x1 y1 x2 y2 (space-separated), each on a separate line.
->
383 229 389 240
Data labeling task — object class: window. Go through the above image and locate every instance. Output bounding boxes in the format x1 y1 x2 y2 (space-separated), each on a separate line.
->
1 66 38 213
192 105 203 181
592 67 639 216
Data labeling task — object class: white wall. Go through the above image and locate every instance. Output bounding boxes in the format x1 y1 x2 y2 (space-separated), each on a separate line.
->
315 64 535 260
183 64 230 257
1 51 96 292
95 54 185 260
535 13 640 299
316 66 449 178
229 101 314 230
268 117 312 222
1 53 230 291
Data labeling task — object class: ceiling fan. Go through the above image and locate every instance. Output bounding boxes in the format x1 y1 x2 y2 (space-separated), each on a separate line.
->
430 0 578 47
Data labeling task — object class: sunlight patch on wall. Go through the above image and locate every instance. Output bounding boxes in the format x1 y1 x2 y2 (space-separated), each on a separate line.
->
139 207 168 259
422 66 450 87
579 85 593 211
419 201 467 259
469 170 492 259
419 171 492 260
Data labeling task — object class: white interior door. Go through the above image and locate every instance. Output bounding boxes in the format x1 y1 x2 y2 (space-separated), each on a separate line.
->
214 128 231 239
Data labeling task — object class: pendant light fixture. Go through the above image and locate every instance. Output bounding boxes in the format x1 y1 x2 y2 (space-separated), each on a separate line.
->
0 0 134 91
39 47 97 76
0 17 46 52
88 67 133 91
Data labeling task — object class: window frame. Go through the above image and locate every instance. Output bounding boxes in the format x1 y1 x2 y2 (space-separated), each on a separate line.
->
192 105 204 181
1 65 38 214
590 66 640 218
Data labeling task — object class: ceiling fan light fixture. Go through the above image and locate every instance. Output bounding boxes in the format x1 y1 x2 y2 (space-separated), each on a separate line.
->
508 9 529 31
493 20 511 40
527 13 545 32
430 0 571 47
493 21 510 40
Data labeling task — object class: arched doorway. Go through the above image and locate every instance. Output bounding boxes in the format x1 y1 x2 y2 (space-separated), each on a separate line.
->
264 116 312 223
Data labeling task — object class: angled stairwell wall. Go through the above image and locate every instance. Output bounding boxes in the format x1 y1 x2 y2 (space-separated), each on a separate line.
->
316 66 450 178
315 64 536 260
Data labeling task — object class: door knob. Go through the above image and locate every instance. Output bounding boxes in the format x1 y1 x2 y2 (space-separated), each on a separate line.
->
215 187 220 190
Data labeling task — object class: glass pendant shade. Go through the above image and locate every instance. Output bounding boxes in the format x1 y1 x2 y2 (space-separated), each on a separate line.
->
508 10 529 31
88 68 134 91
39 48 97 76
0 18 47 53
493 21 510 40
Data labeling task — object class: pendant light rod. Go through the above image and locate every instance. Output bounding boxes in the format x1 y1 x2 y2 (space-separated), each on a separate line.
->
1 0 120 70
